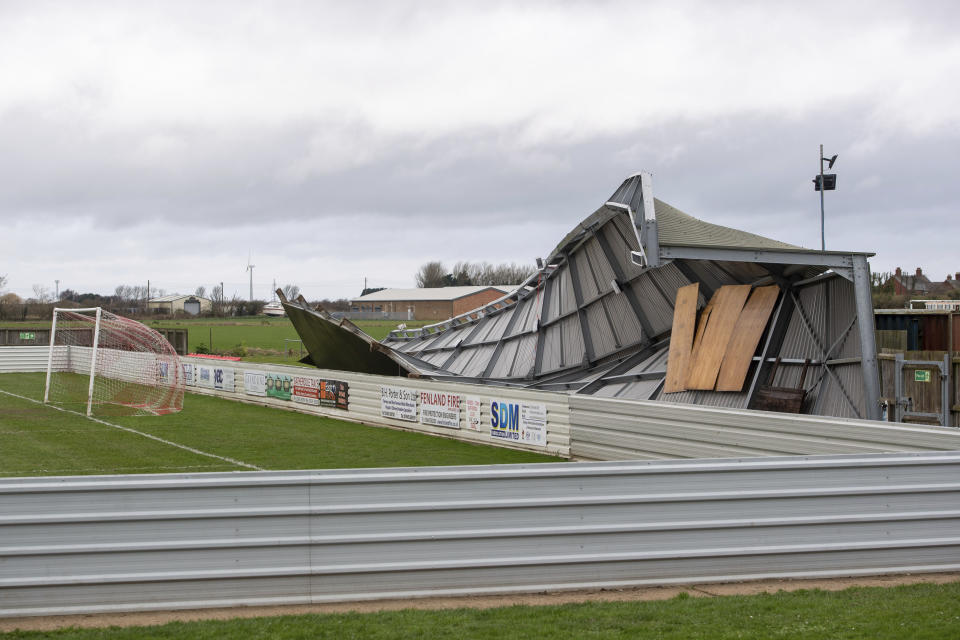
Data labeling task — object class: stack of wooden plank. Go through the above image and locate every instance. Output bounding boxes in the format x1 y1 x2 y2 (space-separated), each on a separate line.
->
664 283 780 393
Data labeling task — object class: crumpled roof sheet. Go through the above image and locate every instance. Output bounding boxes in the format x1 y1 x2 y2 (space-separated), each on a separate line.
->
284 176 868 419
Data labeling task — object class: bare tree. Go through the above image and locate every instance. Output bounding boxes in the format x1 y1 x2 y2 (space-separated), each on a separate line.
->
282 284 300 300
415 261 447 288
314 297 350 311
195 285 207 298
31 284 52 303
211 284 224 316
415 261 535 288
0 274 7 293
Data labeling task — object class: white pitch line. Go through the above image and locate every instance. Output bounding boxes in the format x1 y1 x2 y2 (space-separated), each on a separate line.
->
0 388 263 471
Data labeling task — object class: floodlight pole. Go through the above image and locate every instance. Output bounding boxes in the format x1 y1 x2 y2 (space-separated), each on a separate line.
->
819 144 826 251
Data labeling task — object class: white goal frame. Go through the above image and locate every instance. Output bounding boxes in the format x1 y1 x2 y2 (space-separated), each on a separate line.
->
43 306 183 417
44 307 103 417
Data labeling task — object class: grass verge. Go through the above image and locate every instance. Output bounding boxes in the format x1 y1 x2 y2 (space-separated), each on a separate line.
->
3 582 959 639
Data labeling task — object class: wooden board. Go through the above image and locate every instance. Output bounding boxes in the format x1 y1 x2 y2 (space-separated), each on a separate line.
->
663 283 699 393
690 290 717 359
683 289 719 389
685 285 751 390
715 285 780 391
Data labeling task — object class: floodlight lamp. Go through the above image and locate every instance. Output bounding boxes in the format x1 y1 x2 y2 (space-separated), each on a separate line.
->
822 154 838 169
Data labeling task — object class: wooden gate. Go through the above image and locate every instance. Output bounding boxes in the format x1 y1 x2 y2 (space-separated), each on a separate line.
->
892 353 952 426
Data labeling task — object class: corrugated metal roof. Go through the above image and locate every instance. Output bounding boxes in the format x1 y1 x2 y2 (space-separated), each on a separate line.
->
284 174 872 422
654 199 802 250
352 286 511 303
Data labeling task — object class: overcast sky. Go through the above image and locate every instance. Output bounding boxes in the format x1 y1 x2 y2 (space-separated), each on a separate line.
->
1 0 958 301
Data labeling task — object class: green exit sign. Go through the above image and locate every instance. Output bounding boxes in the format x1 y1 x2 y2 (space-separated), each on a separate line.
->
914 370 931 383
19 332 35 340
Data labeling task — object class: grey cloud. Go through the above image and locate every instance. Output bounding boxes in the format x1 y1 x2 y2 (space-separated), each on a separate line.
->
2 102 957 222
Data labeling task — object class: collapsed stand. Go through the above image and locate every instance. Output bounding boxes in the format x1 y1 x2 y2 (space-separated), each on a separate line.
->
43 307 184 417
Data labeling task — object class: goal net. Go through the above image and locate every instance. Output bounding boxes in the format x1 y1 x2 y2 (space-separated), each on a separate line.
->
44 308 184 417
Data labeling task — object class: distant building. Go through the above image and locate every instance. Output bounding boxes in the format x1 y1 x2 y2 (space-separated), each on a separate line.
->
939 272 960 295
886 267 936 296
918 300 960 311
351 286 511 321
147 294 212 316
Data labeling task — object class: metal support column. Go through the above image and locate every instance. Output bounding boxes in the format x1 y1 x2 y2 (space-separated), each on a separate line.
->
852 255 881 420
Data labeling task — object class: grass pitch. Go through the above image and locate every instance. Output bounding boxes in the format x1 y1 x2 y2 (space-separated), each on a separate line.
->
1 317 431 366
0 372 562 477
148 317 431 351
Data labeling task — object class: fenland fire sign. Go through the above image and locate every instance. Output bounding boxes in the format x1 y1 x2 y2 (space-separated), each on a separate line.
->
419 391 461 429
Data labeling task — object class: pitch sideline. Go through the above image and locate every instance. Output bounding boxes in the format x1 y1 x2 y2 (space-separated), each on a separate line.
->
0 388 263 471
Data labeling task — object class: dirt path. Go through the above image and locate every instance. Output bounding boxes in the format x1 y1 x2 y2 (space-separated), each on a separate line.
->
3 572 958 632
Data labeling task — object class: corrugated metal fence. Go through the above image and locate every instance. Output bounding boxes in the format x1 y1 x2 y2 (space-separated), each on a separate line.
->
0 345 47 374
2 453 959 617
568 395 960 460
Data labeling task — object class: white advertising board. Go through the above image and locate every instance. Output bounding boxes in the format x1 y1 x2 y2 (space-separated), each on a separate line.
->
244 371 266 397
182 362 195 387
519 402 547 446
490 398 547 447
380 385 418 422
465 396 482 431
419 391 461 429
196 364 234 392
292 375 321 406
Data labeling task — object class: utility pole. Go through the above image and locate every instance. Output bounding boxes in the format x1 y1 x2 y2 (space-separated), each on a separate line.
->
819 144 825 251
813 145 837 251
54 279 59 301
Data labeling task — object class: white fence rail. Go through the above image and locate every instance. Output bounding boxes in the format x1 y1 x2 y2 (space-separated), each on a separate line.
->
2 452 959 617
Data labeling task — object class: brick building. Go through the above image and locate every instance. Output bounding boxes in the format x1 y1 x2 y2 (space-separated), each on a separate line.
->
886 267 936 296
351 286 511 321
940 272 960 295
886 267 960 297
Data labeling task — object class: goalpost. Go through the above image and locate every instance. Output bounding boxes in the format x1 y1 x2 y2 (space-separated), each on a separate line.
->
44 307 185 417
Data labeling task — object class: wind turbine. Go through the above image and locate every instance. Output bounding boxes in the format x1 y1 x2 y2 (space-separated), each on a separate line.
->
246 253 255 302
